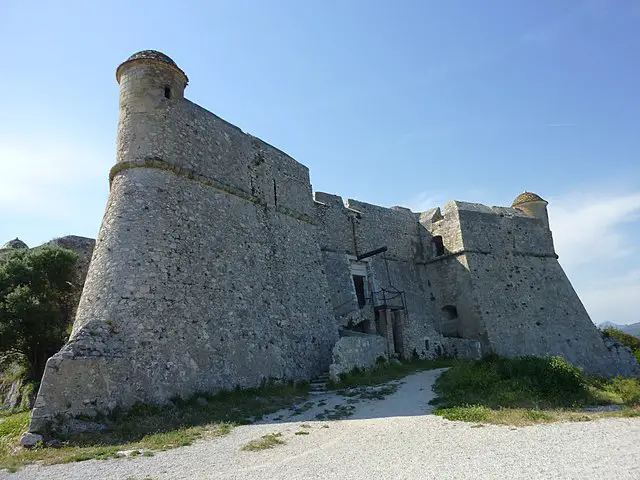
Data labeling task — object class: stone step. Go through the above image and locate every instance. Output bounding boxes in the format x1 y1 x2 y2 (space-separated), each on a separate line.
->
308 371 330 394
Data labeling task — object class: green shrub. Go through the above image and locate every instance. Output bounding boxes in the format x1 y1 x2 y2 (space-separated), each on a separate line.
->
434 405 491 422
432 355 640 426
432 355 590 410
0 246 77 381
590 376 640 406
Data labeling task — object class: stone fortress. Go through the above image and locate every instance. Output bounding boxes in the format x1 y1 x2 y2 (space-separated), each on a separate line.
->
21 50 638 433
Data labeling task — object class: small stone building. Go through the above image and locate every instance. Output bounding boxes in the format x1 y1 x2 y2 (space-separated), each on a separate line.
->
28 51 640 433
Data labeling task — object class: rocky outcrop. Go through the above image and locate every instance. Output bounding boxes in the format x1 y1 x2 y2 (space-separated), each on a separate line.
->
0 362 36 411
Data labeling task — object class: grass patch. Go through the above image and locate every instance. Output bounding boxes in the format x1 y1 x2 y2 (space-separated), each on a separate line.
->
1 380 308 472
431 355 640 426
241 432 285 451
328 357 455 390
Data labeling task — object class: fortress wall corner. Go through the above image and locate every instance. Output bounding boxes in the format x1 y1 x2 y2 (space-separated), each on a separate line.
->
457 208 640 377
418 203 486 344
30 53 339 433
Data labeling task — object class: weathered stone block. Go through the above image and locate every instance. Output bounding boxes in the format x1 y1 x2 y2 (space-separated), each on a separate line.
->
329 333 388 382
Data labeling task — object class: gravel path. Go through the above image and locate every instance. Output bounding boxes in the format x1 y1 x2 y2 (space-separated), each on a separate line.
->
5 368 640 480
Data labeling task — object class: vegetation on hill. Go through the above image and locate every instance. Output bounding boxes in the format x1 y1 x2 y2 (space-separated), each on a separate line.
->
626 323 640 337
431 355 640 425
601 326 640 364
599 322 640 338
0 246 77 382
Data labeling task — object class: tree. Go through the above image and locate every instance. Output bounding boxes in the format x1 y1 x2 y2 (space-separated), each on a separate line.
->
0 246 78 382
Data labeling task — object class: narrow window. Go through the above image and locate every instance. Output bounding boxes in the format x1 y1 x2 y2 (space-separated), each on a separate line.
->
273 179 278 206
164 86 172 99
432 236 445 256
352 275 366 308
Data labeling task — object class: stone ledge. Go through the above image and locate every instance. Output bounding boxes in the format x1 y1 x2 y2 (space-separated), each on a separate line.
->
419 249 558 265
110 158 315 225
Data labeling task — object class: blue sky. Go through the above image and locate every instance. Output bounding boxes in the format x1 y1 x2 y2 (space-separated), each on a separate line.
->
1 0 639 325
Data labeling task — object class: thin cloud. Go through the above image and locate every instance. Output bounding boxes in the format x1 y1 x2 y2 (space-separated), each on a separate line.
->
0 137 110 220
403 191 446 212
580 276 640 326
548 191 640 324
549 192 640 268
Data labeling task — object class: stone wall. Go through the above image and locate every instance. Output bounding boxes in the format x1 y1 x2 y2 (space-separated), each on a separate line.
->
329 331 388 382
441 337 482 359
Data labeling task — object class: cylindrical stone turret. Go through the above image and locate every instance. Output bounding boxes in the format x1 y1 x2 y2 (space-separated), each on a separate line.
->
115 50 188 164
512 191 549 228
116 50 188 109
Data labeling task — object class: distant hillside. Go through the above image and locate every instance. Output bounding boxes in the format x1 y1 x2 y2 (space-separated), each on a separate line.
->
598 321 640 337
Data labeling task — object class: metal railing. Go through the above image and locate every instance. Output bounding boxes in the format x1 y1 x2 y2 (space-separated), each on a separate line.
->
332 287 407 318
369 288 407 312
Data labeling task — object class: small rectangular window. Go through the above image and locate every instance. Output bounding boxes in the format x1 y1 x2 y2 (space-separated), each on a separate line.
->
164 86 171 99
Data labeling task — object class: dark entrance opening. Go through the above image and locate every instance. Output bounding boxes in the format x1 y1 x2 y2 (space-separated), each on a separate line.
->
352 275 366 308
432 236 445 256
440 304 460 338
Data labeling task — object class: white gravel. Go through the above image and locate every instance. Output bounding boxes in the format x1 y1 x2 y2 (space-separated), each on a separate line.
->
5 368 640 480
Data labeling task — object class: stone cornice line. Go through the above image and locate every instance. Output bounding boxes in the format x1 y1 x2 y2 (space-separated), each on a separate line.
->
419 249 558 265
109 158 315 225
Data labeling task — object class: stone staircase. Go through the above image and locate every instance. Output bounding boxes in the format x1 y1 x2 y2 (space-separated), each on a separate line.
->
309 371 330 394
